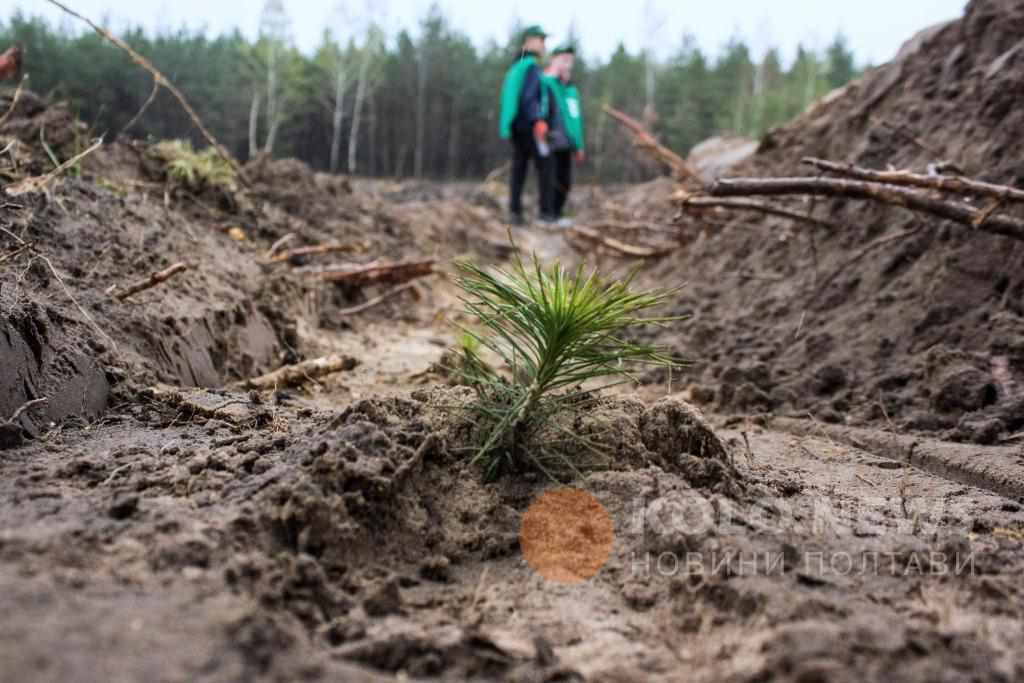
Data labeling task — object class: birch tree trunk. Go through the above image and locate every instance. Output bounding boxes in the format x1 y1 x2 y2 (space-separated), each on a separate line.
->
347 54 371 174
248 91 261 159
414 43 428 178
329 70 347 173
264 40 280 155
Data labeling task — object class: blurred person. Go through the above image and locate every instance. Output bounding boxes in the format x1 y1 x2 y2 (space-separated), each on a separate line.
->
499 25 556 226
541 44 585 228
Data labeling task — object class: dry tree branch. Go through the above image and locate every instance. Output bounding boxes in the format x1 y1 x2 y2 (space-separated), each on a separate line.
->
679 196 839 231
109 262 189 301
567 225 675 258
711 176 1024 242
120 78 160 136
5 137 103 196
0 73 28 128
602 105 699 182
802 157 1024 204
316 259 435 287
42 0 247 185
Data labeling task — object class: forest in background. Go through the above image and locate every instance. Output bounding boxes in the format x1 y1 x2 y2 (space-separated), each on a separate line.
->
1 3 860 182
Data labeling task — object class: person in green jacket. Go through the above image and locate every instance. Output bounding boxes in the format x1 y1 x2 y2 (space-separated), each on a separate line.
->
499 25 554 226
541 44 585 227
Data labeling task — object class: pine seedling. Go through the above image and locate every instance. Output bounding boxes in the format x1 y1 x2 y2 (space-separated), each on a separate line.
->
453 249 684 481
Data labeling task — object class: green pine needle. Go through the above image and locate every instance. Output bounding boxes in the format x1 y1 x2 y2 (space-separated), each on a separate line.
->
453 247 686 480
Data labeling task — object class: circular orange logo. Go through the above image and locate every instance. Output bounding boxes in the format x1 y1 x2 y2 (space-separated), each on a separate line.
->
519 488 615 585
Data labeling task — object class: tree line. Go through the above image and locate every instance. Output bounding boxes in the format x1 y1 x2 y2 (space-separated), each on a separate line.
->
1 4 860 182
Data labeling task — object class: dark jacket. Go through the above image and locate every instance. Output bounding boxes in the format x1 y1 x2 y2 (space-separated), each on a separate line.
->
506 54 548 136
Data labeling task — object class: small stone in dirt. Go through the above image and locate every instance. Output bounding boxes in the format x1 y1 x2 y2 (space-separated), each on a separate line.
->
108 493 140 520
363 577 403 617
418 555 452 583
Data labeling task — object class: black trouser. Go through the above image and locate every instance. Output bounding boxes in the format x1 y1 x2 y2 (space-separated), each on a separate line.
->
509 132 553 218
550 150 573 218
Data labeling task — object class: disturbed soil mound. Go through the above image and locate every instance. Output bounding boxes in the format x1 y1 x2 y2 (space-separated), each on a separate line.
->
0 93 515 436
639 0 1024 443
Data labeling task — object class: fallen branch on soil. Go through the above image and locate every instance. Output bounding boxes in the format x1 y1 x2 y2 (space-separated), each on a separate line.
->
0 73 27 128
233 354 359 391
5 137 103 196
678 196 839 231
42 0 247 185
269 242 367 264
584 221 681 237
602 105 698 182
568 225 675 258
710 176 1024 242
109 262 189 301
802 157 1024 204
337 282 419 316
317 259 435 287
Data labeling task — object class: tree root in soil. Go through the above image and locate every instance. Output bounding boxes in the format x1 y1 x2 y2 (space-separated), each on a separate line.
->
233 354 360 391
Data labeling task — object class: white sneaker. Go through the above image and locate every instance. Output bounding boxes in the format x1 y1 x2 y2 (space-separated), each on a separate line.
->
556 217 574 229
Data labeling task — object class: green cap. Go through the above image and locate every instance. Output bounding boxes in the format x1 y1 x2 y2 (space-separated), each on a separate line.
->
521 25 548 42
551 44 576 56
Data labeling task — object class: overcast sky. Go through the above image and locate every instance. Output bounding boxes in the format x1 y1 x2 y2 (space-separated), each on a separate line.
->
21 0 967 65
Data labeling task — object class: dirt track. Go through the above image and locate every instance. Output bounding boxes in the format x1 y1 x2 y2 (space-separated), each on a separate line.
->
4 1 1024 680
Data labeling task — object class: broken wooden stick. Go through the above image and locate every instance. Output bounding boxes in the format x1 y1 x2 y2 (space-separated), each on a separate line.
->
233 354 359 391
317 259 435 287
710 176 1024 242
568 225 675 258
270 242 367 264
802 157 1024 204
42 0 246 185
337 282 419 316
602 105 698 182
111 262 189 301
679 196 839 231
5 137 104 196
